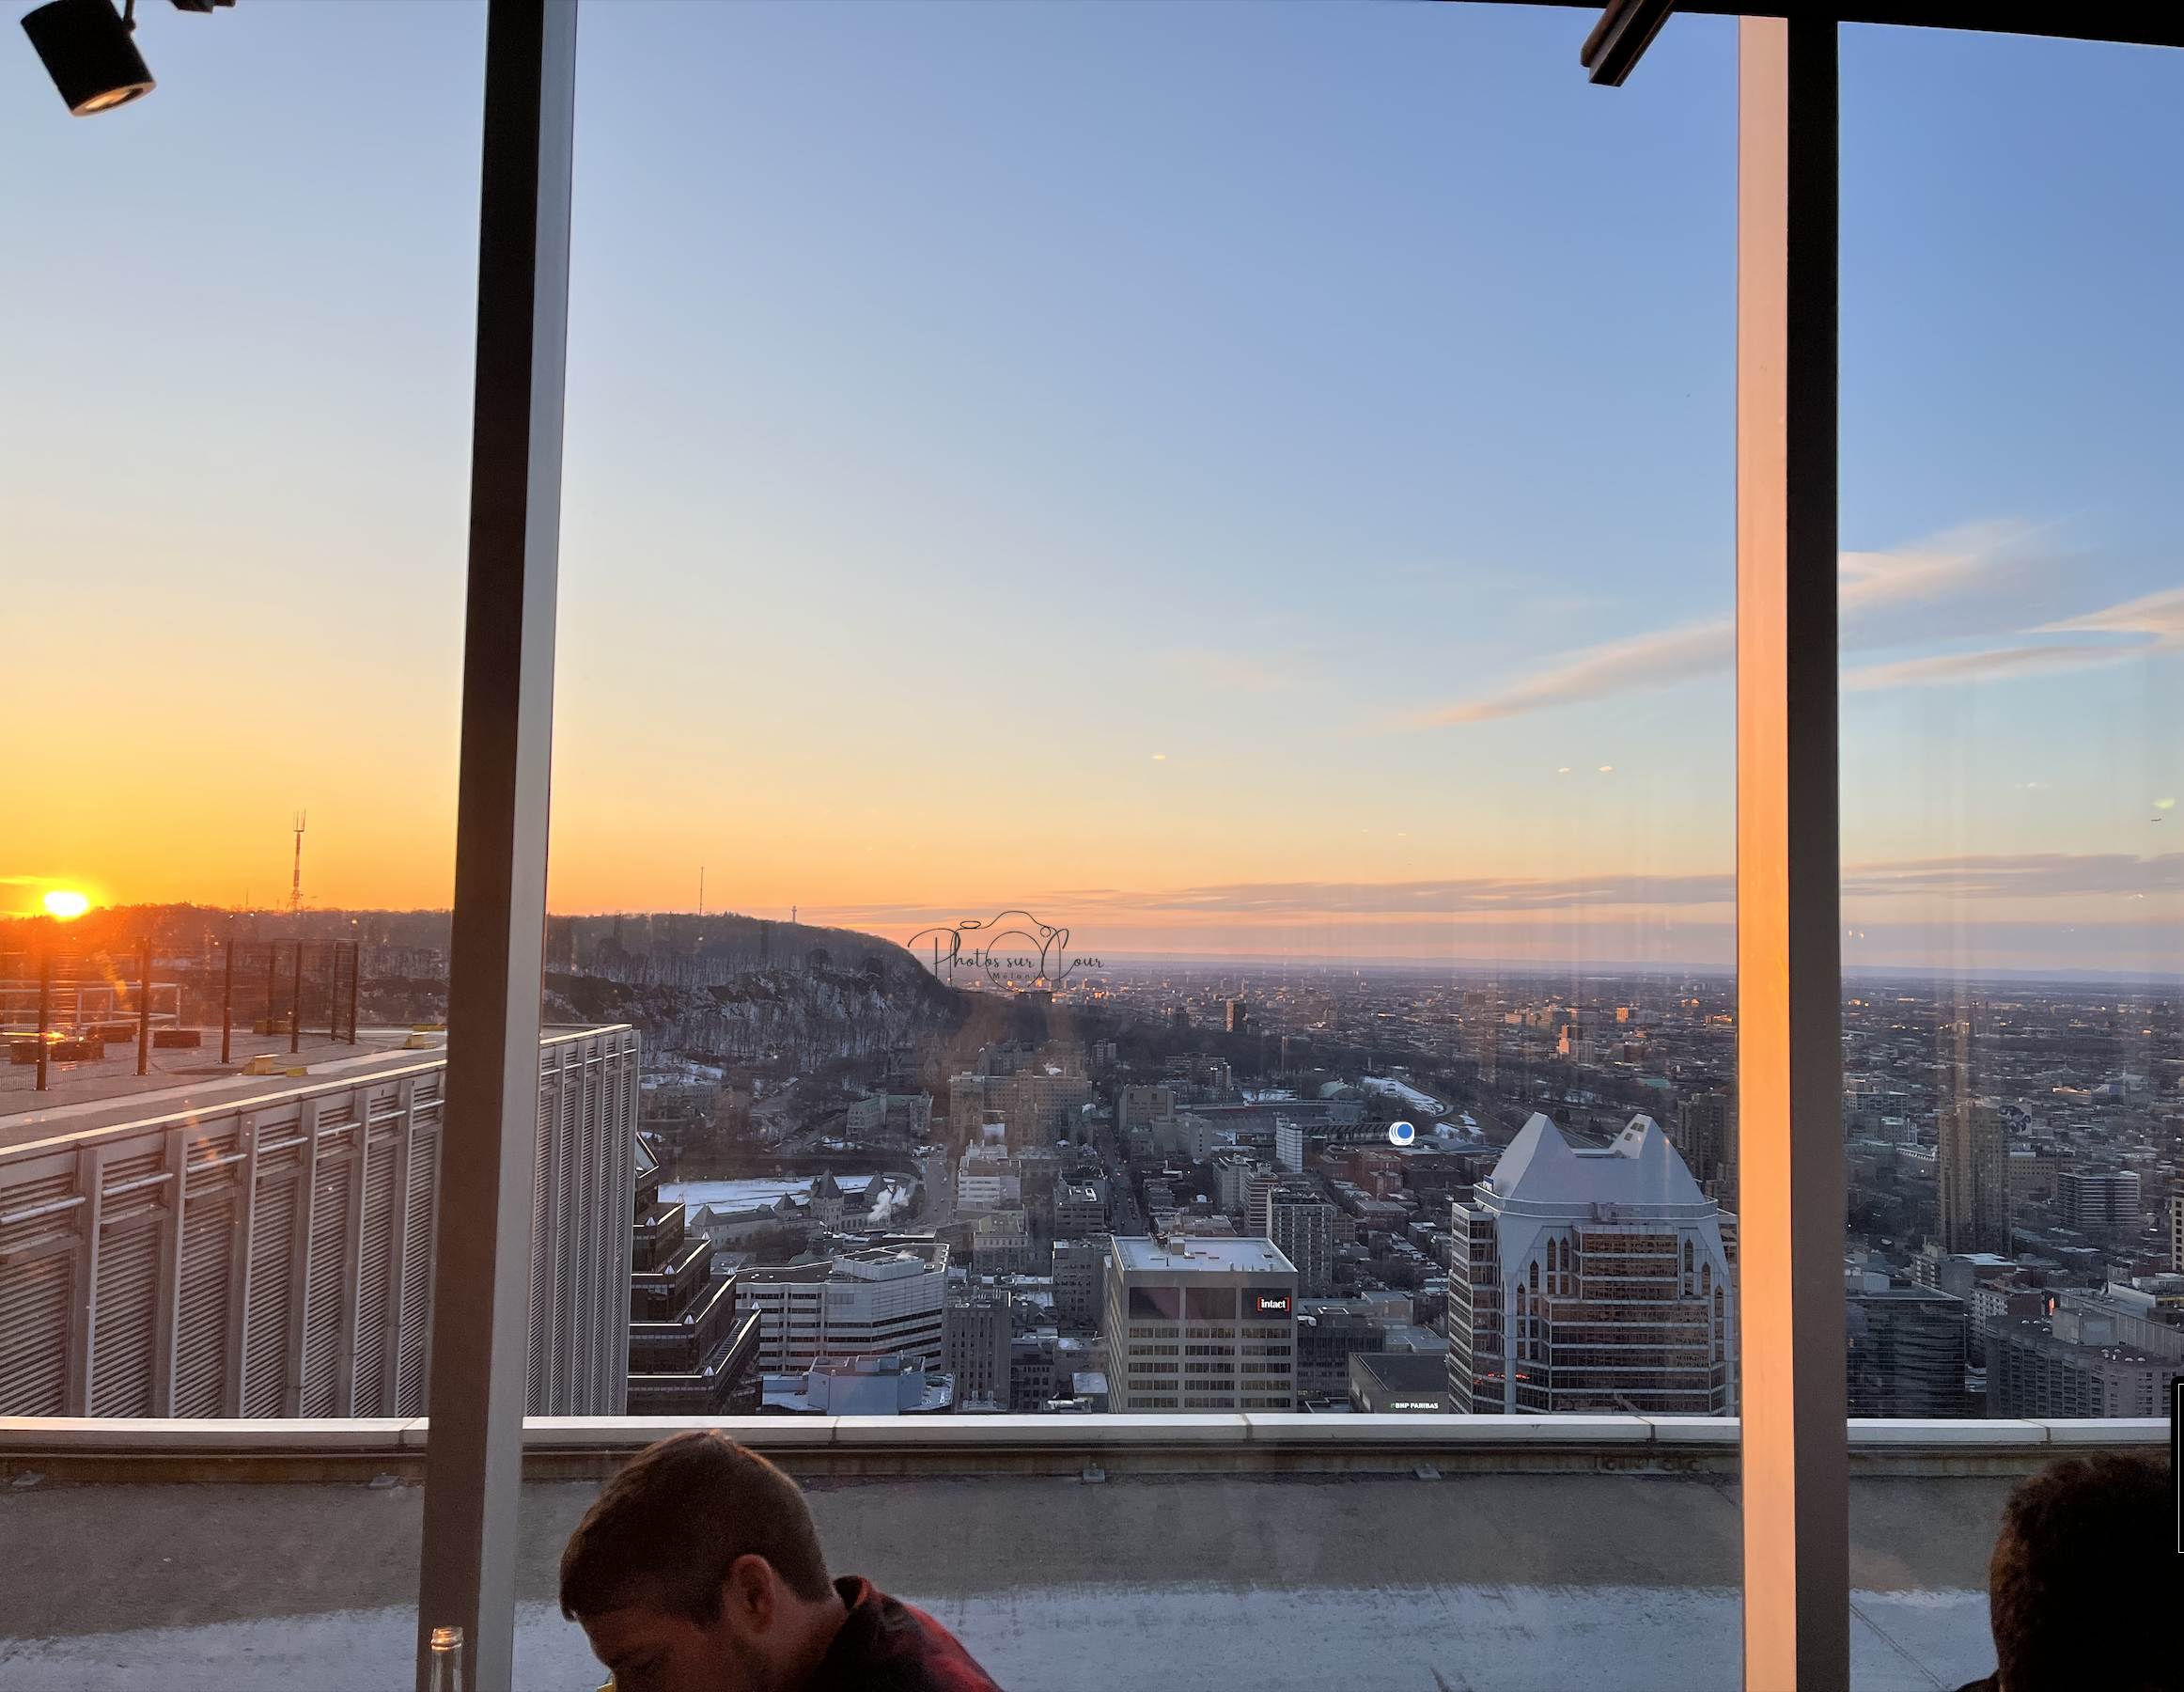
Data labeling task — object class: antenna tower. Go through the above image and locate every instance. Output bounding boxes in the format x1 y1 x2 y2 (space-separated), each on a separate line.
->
289 811 306 916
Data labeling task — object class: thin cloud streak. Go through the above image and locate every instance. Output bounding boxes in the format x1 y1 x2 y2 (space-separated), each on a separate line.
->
2043 583 2184 642
815 854 2184 936
1425 521 2181 726
1070 873 1736 915
1843 853 2184 901
1843 642 2129 692
1416 620 1731 726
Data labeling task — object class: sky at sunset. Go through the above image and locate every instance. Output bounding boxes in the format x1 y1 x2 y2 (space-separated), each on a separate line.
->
3 4 2179 972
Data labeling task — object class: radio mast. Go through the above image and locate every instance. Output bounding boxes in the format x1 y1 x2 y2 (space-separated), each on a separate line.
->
289 811 306 916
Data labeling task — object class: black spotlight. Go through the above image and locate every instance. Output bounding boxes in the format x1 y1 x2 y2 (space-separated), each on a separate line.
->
21 0 154 116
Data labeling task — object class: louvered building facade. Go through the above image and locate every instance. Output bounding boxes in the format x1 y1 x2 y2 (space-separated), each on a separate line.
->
0 1026 636 1418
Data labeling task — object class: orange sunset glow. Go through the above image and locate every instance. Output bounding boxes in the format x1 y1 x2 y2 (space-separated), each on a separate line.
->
2 3 2176 978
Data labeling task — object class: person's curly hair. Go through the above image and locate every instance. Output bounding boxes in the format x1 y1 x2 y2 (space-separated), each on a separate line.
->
1988 1453 2176 1692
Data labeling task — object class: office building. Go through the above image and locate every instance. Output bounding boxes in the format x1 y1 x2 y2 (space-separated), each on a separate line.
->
1987 1309 2182 1418
1105 1232 1298 1412
1938 1100 2009 1256
1294 1309 1385 1401
1266 1189 1335 1295
1225 998 1249 1034
944 1286 1012 1411
1053 1181 1106 1237
1845 1288 1968 1418
1215 1154 1264 1215
949 1065 1091 1150
2007 1147 2068 1204
2052 1288 2184 1368
1274 1119 1306 1173
1052 1236 1109 1328
628 1134 760 1414
1116 1085 1176 1136
2172 1194 2184 1275
0 1026 636 1418
973 1208 1032 1276
1009 1331 1091 1411
1449 1113 1738 1417
1349 1352 1456 1414
762 1353 952 1415
1910 1248 2014 1298
1672 1090 1736 1207
843 1090 932 1140
1150 1112 1220 1161
2059 1168 2140 1237
956 1139 1020 1211
735 1242 947 1374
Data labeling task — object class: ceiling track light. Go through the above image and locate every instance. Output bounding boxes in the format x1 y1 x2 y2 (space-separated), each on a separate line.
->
20 0 233 118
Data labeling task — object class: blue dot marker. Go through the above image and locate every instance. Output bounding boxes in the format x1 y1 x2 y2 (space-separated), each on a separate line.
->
1388 1120 1415 1147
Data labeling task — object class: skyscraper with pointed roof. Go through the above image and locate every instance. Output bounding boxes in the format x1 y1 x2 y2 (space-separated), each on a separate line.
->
1448 1114 1738 1416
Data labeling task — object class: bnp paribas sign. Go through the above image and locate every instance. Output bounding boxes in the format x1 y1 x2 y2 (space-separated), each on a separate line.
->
907 910 1103 989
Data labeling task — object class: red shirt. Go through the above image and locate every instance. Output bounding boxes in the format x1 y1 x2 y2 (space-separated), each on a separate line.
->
805 1576 1004 1692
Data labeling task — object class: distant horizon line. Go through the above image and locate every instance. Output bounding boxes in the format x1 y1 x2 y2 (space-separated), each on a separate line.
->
1051 955 2184 986
4 901 2178 985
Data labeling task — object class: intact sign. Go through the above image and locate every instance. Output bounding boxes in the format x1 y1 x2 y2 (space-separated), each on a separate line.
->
1252 1292 1291 1316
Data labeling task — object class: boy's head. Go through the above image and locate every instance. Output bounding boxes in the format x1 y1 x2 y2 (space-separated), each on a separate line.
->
561 1431 838 1692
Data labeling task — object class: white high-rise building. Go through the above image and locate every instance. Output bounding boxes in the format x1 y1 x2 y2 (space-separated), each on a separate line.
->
1449 1113 1738 1417
735 1243 948 1374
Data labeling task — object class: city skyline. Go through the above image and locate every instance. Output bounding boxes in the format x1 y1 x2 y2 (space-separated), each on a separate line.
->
4 5 2179 972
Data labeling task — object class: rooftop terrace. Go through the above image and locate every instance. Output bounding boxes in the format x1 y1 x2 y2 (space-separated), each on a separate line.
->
0 1027 431 1153
0 1415 2161 1692
1111 1235 1295 1273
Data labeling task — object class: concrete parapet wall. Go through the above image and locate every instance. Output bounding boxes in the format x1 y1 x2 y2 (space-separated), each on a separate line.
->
1 1412 2162 1485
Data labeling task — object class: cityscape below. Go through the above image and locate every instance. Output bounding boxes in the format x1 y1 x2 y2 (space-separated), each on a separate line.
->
1 901 2178 1424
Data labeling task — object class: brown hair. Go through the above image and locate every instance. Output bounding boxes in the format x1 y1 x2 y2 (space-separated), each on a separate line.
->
559 1431 834 1622
1988 1453 2176 1692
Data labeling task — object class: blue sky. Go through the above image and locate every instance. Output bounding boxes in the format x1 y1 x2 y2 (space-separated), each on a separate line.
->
2 3 2177 971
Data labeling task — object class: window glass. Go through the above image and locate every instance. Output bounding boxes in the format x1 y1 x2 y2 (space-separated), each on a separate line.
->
1843 23 2183 1408
554 5 1742 1690
1841 23 2182 1687
0 1 481 1420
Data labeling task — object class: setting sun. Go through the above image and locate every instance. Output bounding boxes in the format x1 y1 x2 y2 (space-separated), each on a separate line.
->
42 890 89 919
